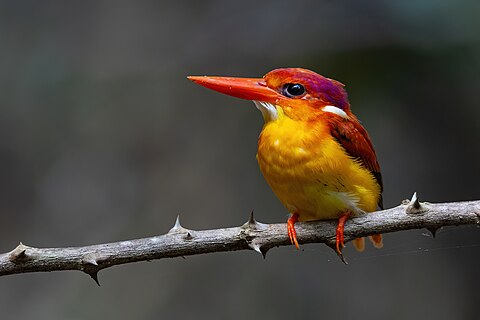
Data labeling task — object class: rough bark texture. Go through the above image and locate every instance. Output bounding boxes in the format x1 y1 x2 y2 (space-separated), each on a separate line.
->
1 196 479 284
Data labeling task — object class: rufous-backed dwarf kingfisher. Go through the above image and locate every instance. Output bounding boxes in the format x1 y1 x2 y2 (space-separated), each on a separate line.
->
188 68 383 255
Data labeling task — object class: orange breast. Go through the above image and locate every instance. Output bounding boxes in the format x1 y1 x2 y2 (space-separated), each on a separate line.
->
256 114 381 221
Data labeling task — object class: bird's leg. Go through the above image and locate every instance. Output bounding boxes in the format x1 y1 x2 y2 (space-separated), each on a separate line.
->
287 213 300 249
336 212 351 255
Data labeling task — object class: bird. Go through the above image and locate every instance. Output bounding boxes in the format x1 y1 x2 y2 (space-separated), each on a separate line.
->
188 68 383 255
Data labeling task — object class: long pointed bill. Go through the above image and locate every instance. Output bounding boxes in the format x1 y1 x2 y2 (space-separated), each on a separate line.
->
187 76 281 104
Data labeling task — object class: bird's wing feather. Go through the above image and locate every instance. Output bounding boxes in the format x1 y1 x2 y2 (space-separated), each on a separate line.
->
328 115 384 209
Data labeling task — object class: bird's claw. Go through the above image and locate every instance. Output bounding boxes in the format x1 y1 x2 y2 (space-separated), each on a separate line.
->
335 230 345 255
335 213 350 255
287 213 300 249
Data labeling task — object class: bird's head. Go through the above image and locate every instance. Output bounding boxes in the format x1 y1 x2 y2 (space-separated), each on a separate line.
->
188 68 351 122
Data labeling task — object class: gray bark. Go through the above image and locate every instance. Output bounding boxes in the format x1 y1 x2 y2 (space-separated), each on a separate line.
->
1 195 479 284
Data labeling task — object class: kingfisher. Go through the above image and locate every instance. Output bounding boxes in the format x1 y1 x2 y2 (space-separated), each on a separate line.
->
188 68 383 255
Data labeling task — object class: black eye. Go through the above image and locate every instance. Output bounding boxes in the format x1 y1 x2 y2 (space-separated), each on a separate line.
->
282 83 305 97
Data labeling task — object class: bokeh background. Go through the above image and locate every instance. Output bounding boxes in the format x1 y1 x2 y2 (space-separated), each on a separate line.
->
1 1 479 319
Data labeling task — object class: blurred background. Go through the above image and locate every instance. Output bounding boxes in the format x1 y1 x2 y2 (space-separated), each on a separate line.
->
1 1 479 319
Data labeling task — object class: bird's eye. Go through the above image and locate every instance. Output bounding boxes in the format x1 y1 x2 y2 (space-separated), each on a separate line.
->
282 83 306 98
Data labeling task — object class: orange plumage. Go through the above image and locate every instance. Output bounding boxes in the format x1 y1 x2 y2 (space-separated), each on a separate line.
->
189 68 383 255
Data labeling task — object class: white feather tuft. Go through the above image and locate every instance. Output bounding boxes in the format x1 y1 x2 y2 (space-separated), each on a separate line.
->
253 101 278 122
327 191 365 216
322 105 349 119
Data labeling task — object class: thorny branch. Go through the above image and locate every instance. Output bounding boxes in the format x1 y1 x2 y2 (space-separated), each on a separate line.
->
1 193 479 285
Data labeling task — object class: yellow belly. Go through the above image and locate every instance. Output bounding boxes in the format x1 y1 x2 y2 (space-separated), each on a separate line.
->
257 115 380 222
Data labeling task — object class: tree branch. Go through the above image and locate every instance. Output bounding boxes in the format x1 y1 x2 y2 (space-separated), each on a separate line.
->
1 194 479 284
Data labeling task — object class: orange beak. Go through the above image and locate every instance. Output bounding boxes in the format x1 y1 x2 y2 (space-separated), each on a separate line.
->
188 76 281 104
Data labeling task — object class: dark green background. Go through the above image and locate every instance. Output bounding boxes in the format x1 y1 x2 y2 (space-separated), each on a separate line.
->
1 1 479 319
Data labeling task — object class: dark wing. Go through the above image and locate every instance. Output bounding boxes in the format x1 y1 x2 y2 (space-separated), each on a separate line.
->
328 115 384 209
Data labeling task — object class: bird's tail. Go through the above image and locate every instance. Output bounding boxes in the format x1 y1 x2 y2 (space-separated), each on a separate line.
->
369 234 383 248
353 234 383 252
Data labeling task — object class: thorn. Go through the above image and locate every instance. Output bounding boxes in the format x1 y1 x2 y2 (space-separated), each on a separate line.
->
325 240 348 264
241 210 268 231
338 253 348 265
247 210 256 225
88 271 101 286
411 192 420 208
405 192 428 214
427 227 439 238
261 249 268 259
9 242 29 262
333 246 348 265
172 215 182 230
249 240 263 254
168 215 191 234
86 259 98 266
242 210 257 228
83 253 99 266
246 238 269 258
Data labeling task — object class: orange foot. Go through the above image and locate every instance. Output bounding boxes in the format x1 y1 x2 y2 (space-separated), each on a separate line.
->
335 212 351 255
287 213 300 249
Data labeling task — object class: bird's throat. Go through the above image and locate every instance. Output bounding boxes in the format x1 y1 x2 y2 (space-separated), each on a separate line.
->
253 101 279 122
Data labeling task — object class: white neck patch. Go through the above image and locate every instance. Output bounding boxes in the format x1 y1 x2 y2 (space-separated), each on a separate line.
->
253 101 278 122
322 105 349 119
